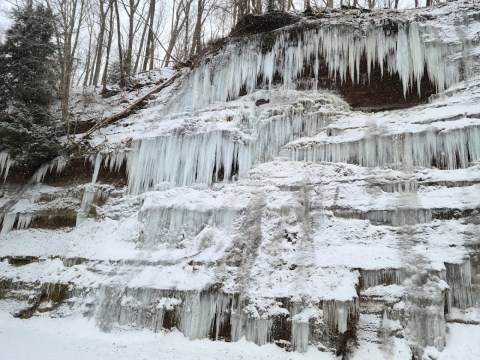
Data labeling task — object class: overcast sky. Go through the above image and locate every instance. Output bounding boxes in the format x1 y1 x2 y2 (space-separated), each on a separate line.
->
0 2 13 41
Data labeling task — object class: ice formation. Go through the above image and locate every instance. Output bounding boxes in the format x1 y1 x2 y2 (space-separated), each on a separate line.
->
282 125 480 170
0 151 14 181
1 2 480 359
33 156 68 183
0 213 17 234
445 261 479 309
174 22 464 111
140 204 238 246
127 101 338 193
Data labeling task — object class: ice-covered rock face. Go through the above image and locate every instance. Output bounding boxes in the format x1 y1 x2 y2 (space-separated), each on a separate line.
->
173 14 472 112
2 2 480 359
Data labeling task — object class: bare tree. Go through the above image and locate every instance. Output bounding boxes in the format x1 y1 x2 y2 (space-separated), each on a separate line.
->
92 0 113 86
49 0 87 139
120 0 142 77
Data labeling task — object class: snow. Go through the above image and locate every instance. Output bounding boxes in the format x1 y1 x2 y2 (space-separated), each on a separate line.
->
1 1 480 357
0 311 335 360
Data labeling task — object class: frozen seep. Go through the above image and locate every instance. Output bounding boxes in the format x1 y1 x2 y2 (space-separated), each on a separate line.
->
231 313 273 345
95 287 233 340
359 268 406 290
445 260 480 309
77 186 110 226
175 22 463 111
127 105 337 194
291 305 322 352
140 206 238 246
403 277 449 356
334 208 432 226
378 181 419 193
283 125 480 170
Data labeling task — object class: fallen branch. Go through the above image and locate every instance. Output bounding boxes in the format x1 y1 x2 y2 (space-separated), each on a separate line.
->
83 72 181 138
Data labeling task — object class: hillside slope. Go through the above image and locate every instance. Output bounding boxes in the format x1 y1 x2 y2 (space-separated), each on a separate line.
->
1 1 480 359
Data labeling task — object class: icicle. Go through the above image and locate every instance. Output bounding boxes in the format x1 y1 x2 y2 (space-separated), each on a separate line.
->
0 151 14 181
323 300 358 334
127 106 336 194
16 213 34 230
33 156 68 183
0 212 17 234
283 126 480 170
91 154 103 184
360 269 406 289
231 313 273 346
445 261 478 309
173 22 463 112
141 205 238 247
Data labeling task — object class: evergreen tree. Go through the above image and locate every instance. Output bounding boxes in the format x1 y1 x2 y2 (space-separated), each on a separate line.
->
0 4 59 174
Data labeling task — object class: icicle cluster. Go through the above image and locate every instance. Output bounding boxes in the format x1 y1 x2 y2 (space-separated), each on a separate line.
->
34 156 68 183
283 126 480 170
0 212 34 234
175 22 462 111
231 314 273 345
94 285 359 350
87 151 127 181
323 299 358 334
95 287 233 339
360 269 406 290
127 107 335 194
445 261 479 309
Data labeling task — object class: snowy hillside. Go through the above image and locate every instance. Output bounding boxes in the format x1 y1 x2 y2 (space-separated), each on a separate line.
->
1 1 480 359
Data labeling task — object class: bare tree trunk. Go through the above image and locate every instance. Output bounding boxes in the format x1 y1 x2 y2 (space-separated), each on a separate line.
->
121 0 141 78
163 0 188 66
92 0 111 86
190 0 204 57
83 16 95 87
135 10 149 73
102 0 115 92
51 0 86 140
114 0 126 86
143 0 156 71
88 42 98 85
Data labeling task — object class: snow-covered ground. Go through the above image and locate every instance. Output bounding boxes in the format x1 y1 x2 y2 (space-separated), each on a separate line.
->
0 311 334 360
1 311 479 360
